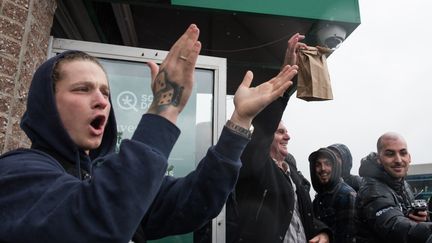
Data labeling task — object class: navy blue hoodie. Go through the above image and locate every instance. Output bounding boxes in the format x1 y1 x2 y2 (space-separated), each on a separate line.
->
0 51 246 242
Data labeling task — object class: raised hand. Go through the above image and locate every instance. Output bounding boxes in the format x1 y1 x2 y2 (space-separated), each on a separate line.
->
230 65 298 129
146 24 202 124
283 33 307 68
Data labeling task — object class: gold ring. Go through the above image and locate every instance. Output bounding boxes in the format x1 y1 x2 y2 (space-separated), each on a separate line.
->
179 55 187 61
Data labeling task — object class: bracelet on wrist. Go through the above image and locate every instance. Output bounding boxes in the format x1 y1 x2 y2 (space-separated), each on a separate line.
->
225 120 253 139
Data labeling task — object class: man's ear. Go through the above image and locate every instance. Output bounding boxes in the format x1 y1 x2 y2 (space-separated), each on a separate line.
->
376 156 382 165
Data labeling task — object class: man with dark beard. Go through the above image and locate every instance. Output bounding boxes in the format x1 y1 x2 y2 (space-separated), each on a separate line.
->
309 147 357 243
356 132 432 243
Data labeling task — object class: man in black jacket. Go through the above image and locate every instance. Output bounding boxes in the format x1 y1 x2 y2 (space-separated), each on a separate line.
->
309 148 357 243
226 33 331 243
356 132 432 243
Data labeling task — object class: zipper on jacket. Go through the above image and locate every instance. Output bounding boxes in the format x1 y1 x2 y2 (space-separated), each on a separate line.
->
255 189 268 221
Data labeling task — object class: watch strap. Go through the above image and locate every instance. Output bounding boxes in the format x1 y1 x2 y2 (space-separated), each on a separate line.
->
225 120 252 139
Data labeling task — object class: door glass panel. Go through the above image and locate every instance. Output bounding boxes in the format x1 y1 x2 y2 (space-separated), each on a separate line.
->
100 58 214 176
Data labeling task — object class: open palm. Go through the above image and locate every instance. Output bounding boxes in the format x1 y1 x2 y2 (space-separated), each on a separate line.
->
232 65 298 123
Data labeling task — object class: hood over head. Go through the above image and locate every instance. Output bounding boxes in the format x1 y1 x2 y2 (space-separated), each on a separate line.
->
359 152 406 191
309 147 341 193
328 143 353 177
20 50 117 167
358 152 382 178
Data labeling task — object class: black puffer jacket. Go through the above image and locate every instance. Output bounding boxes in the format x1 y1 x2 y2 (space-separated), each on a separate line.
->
356 152 432 243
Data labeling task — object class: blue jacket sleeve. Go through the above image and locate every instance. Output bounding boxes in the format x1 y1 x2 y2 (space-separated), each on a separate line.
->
140 126 247 239
0 114 177 243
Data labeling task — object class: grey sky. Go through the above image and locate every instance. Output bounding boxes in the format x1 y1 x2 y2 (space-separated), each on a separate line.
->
285 0 432 180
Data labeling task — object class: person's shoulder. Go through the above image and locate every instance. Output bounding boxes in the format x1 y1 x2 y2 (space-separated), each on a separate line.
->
1 148 50 159
334 181 356 203
360 176 380 188
0 148 62 171
357 177 394 201
339 181 356 194
349 174 362 183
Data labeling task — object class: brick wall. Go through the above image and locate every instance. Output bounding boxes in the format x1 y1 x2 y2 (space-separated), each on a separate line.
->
0 0 57 153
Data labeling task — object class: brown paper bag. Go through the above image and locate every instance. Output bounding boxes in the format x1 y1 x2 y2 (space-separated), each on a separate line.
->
296 46 333 101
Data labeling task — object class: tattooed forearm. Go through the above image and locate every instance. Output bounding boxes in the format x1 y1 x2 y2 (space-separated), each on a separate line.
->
151 69 184 113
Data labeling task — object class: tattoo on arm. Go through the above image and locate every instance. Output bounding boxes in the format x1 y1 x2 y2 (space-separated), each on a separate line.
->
152 69 184 113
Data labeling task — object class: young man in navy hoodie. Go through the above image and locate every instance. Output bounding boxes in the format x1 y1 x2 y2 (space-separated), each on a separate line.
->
0 24 298 243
